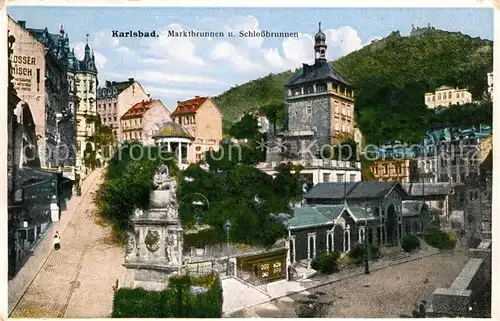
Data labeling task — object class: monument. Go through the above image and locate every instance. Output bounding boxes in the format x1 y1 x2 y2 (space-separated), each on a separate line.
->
122 164 184 291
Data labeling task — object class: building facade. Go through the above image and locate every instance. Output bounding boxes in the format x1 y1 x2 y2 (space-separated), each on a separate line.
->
74 39 98 180
283 181 430 268
417 126 491 184
424 85 472 109
97 78 150 142
262 23 361 185
370 143 417 183
487 72 493 99
170 96 223 163
121 99 171 145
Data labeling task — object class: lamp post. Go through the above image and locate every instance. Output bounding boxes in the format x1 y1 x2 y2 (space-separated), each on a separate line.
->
225 220 231 275
364 210 370 274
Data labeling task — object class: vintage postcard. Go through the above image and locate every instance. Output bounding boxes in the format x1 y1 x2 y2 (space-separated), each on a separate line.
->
2 1 495 319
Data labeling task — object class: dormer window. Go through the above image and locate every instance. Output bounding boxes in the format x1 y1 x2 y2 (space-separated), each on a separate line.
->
317 84 327 92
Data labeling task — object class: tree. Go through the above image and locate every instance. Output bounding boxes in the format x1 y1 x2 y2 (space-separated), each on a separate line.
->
228 113 261 141
258 101 286 134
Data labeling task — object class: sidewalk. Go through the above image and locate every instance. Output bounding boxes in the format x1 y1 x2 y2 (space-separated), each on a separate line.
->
224 246 440 316
8 169 103 316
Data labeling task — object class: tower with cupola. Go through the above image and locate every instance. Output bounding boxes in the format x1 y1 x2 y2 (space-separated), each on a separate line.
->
280 22 355 159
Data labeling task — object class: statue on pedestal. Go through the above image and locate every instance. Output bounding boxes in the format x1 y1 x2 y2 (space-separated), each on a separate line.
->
153 165 172 190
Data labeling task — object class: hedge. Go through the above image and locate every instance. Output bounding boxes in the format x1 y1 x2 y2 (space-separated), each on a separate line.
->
311 251 341 274
423 228 457 250
111 272 222 318
347 243 380 265
401 234 421 252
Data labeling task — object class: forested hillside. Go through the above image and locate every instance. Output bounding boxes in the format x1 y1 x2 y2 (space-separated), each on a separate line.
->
212 28 493 144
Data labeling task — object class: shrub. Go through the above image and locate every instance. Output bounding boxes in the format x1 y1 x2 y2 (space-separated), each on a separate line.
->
423 228 457 250
111 273 222 318
401 234 421 252
347 243 380 265
311 251 341 274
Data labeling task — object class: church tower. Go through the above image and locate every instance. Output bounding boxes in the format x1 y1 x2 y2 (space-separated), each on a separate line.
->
280 22 355 159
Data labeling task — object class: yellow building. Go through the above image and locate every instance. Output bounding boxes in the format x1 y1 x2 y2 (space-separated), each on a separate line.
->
170 96 223 163
371 159 416 183
424 85 472 109
120 99 171 145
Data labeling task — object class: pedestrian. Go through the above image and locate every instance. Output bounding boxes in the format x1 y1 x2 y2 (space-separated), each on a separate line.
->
54 231 61 250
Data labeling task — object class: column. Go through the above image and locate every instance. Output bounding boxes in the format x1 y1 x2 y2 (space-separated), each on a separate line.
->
167 141 171 153
178 142 182 162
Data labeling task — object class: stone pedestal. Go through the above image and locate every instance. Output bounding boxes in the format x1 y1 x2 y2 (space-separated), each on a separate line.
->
122 166 183 291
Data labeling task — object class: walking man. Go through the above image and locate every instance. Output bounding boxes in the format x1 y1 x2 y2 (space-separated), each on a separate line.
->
54 231 61 250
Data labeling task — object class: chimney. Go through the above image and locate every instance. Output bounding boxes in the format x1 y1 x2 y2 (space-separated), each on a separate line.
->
195 95 200 99
129 78 134 82
105 80 111 87
147 94 150 98
18 21 26 28
112 81 117 85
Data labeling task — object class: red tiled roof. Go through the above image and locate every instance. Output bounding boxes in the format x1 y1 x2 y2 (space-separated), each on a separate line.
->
122 99 160 119
171 96 208 116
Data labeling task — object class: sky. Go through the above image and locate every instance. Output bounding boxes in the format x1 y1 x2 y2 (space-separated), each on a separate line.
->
6 6 494 111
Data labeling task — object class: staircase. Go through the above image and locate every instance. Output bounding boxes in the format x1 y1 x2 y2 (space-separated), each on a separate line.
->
292 260 318 280
383 247 408 261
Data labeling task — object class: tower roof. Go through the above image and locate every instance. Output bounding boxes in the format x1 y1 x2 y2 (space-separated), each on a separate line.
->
314 22 326 42
154 121 194 139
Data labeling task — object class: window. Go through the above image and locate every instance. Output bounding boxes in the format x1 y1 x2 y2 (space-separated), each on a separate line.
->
307 86 314 94
336 174 344 182
384 165 388 174
438 93 441 100
448 92 452 99
456 93 460 98
350 174 356 182
306 105 312 114
322 173 330 182
461 92 464 98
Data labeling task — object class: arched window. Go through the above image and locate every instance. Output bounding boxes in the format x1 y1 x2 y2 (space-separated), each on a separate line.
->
343 231 350 252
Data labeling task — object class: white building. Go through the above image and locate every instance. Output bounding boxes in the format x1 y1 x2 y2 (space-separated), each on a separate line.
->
487 72 493 99
424 85 472 109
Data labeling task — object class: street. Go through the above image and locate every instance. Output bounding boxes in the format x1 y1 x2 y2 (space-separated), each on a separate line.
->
9 169 126 318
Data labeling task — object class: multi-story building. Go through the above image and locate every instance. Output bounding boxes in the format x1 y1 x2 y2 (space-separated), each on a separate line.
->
424 85 472 109
74 38 98 180
262 23 361 185
121 99 171 145
487 72 493 99
370 143 417 183
417 125 492 184
97 78 150 142
169 96 223 163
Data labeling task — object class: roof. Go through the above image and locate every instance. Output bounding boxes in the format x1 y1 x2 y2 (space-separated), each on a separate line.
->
401 183 451 196
402 201 425 217
305 181 407 200
154 121 193 139
97 79 137 97
121 99 164 119
286 60 351 87
435 85 453 91
282 204 376 230
171 96 208 116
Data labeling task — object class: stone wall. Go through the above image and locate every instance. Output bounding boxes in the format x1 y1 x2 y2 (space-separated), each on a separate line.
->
425 239 491 317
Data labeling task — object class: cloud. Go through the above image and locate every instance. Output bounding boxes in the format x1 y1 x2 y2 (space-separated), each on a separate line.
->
262 48 285 69
325 26 363 58
74 42 107 69
156 23 205 66
146 86 217 100
225 15 263 49
282 33 315 65
92 30 119 48
210 41 262 72
136 71 218 84
114 46 130 53
139 58 170 65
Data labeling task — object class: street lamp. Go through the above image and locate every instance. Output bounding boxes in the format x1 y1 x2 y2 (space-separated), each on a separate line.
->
225 220 232 275
364 211 370 274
